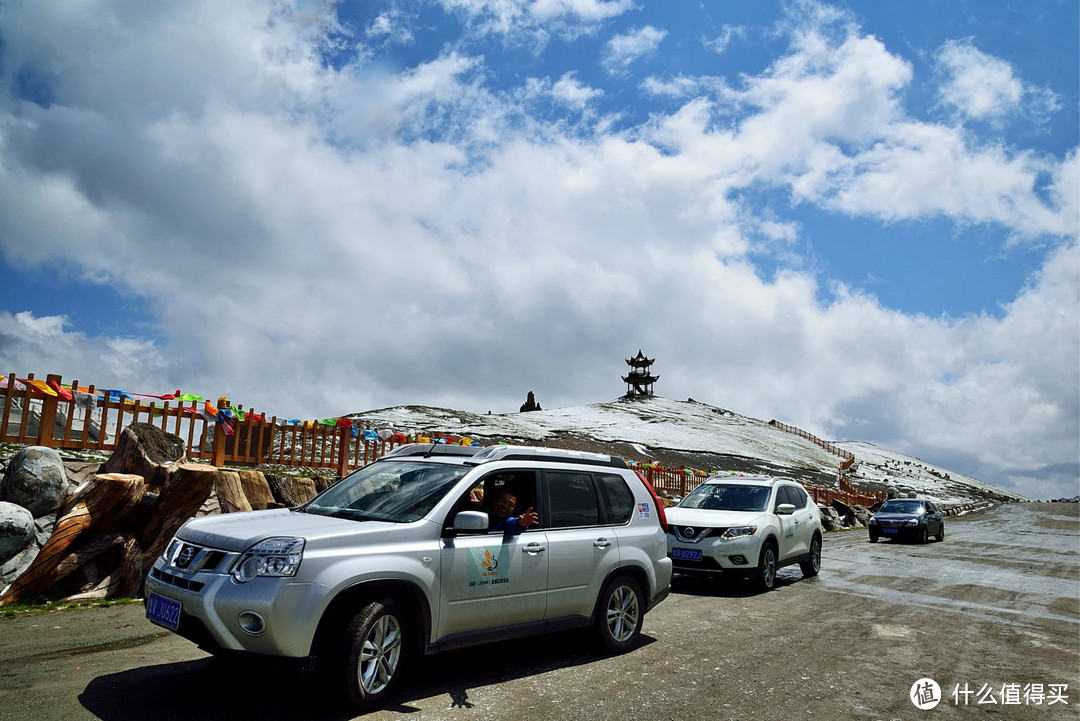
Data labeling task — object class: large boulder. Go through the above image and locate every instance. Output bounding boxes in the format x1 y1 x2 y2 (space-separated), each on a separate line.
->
0 502 35 564
0 446 69 518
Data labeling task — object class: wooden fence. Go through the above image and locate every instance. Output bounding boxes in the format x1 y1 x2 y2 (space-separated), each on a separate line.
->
641 466 885 508
0 373 403 476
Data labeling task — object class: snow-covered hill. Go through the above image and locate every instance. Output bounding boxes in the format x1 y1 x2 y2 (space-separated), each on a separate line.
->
346 396 1027 505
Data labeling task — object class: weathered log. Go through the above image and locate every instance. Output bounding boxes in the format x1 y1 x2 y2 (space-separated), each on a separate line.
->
238 470 275 510
0 474 145 606
102 423 186 490
116 537 145 599
131 462 217 581
215 470 253 514
265 474 317 507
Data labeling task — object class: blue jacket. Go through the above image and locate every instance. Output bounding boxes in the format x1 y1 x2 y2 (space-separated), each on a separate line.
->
489 515 527 535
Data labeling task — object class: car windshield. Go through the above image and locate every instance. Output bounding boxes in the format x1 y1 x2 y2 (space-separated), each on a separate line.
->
300 460 470 523
879 500 924 514
679 483 770 512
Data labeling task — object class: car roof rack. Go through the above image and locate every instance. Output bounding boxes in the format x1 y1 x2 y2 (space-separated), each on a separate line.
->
380 443 484 459
466 445 628 469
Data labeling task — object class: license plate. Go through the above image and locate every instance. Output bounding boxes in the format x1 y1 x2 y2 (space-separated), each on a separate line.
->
883 528 898 535
146 592 182 630
672 548 702 562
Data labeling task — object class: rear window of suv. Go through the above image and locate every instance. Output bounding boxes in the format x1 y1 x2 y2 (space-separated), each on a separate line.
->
597 473 634 524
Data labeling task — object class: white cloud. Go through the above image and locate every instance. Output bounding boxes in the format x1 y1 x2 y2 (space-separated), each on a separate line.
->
704 24 746 55
0 1 1075 499
936 40 1024 120
602 25 667 75
551 72 604 109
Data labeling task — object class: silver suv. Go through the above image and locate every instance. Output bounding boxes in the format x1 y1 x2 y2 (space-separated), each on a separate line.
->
145 444 672 708
666 476 822 591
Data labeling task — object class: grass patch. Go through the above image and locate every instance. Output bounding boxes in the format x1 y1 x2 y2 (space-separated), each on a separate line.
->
0 597 142 618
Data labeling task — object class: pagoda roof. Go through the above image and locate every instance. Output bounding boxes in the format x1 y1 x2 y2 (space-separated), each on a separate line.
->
622 374 659 384
625 349 655 365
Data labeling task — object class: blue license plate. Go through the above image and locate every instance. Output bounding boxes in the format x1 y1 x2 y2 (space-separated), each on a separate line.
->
672 548 702 562
146 592 182 630
883 528 898 535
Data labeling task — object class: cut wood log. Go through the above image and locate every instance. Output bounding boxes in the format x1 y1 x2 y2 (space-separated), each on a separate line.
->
216 470 252 514
238 470 274 510
0 474 145 606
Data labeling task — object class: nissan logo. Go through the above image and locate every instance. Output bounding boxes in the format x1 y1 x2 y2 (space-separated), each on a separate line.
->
683 527 696 538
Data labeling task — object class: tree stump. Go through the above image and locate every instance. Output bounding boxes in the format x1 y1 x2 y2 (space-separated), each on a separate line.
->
215 470 253 514
0 473 145 606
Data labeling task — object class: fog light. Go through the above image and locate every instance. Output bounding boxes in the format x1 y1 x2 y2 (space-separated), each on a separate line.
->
729 555 748 565
238 611 266 635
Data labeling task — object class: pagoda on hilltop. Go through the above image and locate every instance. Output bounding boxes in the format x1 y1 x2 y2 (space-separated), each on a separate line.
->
622 350 659 397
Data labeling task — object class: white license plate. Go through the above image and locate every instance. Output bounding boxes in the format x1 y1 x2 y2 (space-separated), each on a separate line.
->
883 528 898 535
672 548 702 561
146 592 182 630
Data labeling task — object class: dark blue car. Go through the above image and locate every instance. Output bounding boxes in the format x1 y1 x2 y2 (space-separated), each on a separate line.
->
868 499 945 543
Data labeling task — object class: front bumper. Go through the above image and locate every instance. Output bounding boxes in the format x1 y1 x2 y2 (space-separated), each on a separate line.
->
870 523 925 540
145 557 330 661
667 534 761 576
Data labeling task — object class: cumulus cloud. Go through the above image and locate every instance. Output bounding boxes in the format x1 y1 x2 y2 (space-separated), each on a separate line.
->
602 25 667 75
0 1 1075 498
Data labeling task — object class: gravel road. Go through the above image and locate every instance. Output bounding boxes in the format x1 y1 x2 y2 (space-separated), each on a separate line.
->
1 502 1076 721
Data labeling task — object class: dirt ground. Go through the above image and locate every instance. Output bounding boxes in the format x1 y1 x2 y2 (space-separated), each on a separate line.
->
0 502 1076 721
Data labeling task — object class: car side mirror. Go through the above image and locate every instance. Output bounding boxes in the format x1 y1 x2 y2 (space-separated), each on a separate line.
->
775 503 796 516
453 511 489 534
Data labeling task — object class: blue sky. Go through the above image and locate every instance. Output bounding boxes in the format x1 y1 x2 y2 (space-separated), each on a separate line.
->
0 0 1076 500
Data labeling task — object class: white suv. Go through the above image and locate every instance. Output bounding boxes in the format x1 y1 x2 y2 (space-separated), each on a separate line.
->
145 444 672 708
665 476 821 591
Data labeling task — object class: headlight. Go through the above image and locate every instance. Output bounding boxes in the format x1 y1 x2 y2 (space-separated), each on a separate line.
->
904 518 920 527
720 526 757 540
232 537 305 583
868 517 878 525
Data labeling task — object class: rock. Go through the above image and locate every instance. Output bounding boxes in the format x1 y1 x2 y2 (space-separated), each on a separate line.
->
0 502 35 563
0 446 69 518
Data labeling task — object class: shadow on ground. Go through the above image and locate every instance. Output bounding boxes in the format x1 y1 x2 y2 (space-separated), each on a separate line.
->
80 630 657 720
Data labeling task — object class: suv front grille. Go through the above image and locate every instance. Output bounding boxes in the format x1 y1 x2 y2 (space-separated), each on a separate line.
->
672 526 718 543
150 566 206 592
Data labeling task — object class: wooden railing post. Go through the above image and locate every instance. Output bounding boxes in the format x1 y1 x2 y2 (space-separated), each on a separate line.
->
336 427 351 478
211 397 229 467
38 373 62 447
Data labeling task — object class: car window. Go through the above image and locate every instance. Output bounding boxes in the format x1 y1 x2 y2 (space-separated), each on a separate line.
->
774 485 794 510
880 500 922 514
597 473 634 524
547 471 601 528
786 485 808 509
303 460 470 523
679 483 770 512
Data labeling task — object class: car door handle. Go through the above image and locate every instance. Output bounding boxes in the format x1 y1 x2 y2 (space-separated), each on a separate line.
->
522 543 546 555
593 538 612 549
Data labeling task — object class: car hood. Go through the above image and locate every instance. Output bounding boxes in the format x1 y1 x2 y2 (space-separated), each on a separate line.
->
665 507 766 527
175 508 422 552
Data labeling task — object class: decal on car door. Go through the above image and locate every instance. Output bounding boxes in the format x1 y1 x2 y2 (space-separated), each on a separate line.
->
467 545 511 591
781 516 795 538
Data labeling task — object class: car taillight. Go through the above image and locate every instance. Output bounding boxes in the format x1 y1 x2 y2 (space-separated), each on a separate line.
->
633 470 668 532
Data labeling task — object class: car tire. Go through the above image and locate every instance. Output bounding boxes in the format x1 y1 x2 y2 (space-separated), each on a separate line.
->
868 532 879 543
919 526 929 544
800 534 821 577
936 524 945 542
343 598 408 709
755 541 778 592
596 575 644 654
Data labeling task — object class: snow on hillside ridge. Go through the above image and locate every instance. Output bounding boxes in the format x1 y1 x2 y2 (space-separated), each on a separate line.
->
347 396 1027 505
